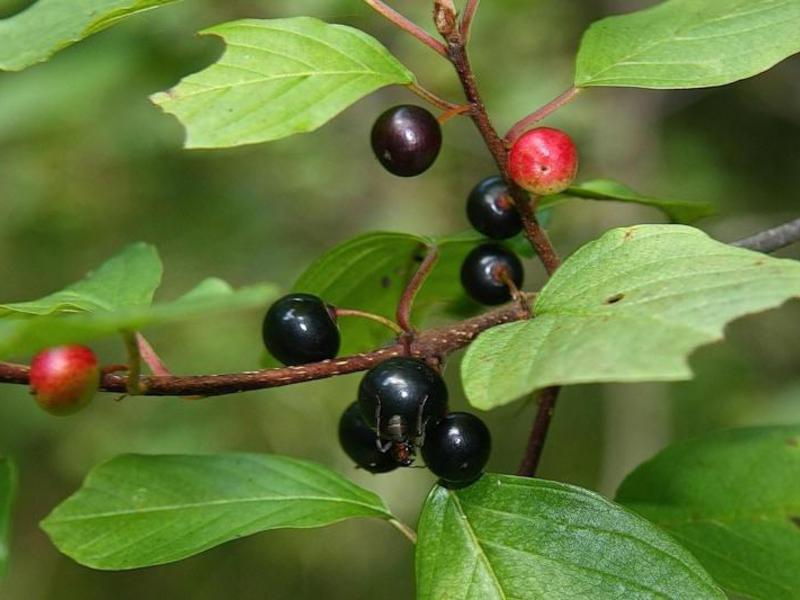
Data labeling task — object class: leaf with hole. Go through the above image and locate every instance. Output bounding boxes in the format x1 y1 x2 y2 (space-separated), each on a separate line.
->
617 426 800 600
462 224 800 409
42 454 394 570
575 0 800 89
0 0 181 71
416 473 724 599
151 17 414 148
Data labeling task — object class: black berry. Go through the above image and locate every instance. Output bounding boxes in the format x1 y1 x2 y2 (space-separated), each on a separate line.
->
262 293 340 366
338 401 398 474
460 243 524 305
466 176 522 239
371 105 442 177
422 412 491 484
358 357 448 440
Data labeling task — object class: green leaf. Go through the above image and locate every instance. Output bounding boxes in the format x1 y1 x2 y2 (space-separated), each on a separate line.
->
42 453 393 570
552 179 716 224
0 457 16 578
462 224 800 409
151 17 414 149
617 426 800 600
0 278 276 359
416 474 724 599
0 243 162 317
0 0 181 72
575 0 800 89
293 231 493 356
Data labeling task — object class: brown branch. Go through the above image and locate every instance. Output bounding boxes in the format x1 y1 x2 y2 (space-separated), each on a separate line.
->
396 245 440 333
0 302 529 397
444 31 563 476
516 387 559 476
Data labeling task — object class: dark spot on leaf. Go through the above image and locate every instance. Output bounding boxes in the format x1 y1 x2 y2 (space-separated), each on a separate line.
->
754 259 766 266
790 516 800 528
381 276 391 289
605 293 625 305
787 437 800 448
623 229 636 241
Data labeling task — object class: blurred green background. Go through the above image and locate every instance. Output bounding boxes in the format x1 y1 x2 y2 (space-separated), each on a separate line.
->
1 0 799 598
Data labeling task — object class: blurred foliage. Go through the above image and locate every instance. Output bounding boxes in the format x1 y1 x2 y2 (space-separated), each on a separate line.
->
0 0 798 598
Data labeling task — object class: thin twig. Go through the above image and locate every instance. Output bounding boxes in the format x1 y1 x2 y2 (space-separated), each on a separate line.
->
136 333 172 377
335 308 405 336
505 87 582 144
389 518 418 544
732 217 800 254
396 245 441 333
407 82 461 112
362 0 448 57
460 0 481 41
516 387 559 477
123 332 143 395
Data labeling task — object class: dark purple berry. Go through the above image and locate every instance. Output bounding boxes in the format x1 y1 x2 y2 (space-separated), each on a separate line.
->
466 176 522 239
422 412 491 484
371 105 442 177
338 401 398 474
358 357 448 440
460 243 524 305
262 293 340 366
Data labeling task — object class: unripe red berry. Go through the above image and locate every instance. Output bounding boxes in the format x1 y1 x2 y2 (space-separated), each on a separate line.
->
508 127 578 195
30 345 100 416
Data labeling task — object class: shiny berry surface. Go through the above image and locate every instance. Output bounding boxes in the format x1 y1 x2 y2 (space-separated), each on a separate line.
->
422 412 491 484
466 176 522 240
338 401 398 474
30 345 99 416
262 293 340 366
460 243 524 306
358 357 448 439
371 105 442 177
508 127 578 195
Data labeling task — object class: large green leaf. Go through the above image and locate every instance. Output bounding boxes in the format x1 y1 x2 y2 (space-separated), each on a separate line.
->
462 225 800 409
553 180 716 224
416 474 724 599
293 231 489 356
151 17 414 148
617 427 800 600
575 0 800 89
0 0 181 72
0 457 16 578
42 454 393 570
0 243 162 317
0 278 276 359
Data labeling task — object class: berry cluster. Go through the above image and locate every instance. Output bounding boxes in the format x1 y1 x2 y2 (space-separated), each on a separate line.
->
370 105 578 307
258 110 580 483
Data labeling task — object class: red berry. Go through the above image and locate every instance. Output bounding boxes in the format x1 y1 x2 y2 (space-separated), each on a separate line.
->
508 127 578 195
30 345 100 416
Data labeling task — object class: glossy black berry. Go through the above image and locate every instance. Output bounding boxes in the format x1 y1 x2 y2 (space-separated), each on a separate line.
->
358 357 448 440
466 176 522 239
338 401 398 474
371 105 442 177
422 412 491 484
460 243 524 305
262 293 340 366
